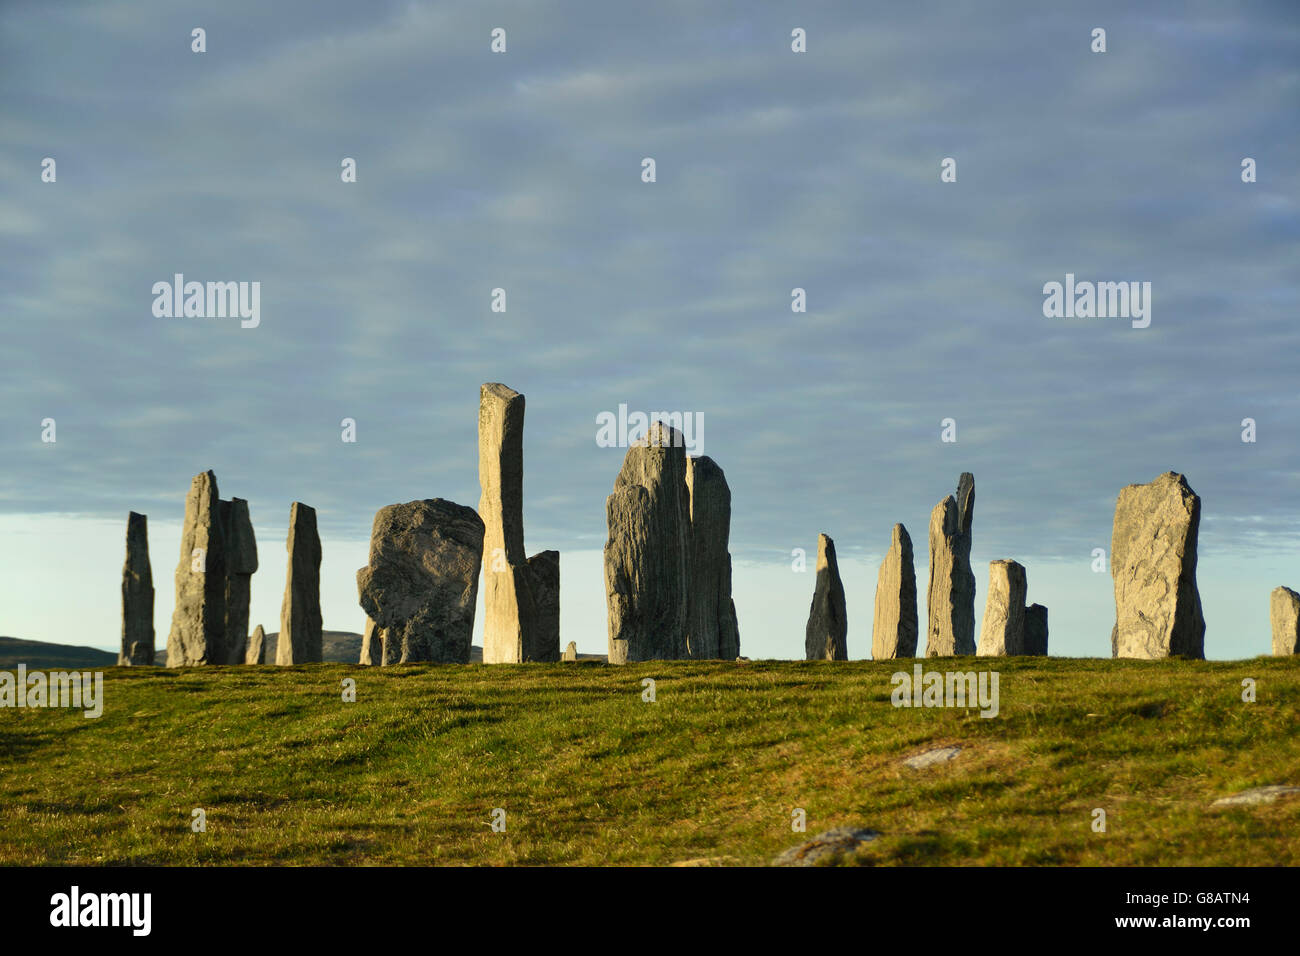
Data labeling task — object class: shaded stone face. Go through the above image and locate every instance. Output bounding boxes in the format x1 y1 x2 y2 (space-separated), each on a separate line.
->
871 523 917 660
222 497 258 665
926 473 976 657
166 471 227 666
977 560 1028 657
685 455 741 660
1023 604 1049 656
604 422 690 662
357 499 484 664
277 502 323 665
245 624 265 665
1111 472 1204 659
121 511 154 666
525 549 561 662
805 533 848 660
1270 586 1300 656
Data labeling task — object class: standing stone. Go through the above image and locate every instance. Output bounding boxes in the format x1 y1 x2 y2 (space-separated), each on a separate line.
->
1111 472 1205 659
805 533 848 660
166 470 227 666
478 383 558 663
1024 604 1049 656
1270 586 1300 656
685 455 741 660
604 422 690 663
245 624 265 665
977 560 1027 656
562 641 578 662
871 523 917 659
120 511 154 666
359 617 383 666
276 502 323 665
926 473 976 656
356 499 484 664
222 497 258 665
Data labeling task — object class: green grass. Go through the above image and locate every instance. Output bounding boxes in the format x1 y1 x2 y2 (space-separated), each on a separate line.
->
1 658 1298 865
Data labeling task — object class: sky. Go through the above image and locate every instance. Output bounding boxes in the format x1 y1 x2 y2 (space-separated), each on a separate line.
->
1 1 1297 660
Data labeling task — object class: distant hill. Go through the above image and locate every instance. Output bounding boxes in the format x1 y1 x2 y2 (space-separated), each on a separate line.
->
0 636 117 670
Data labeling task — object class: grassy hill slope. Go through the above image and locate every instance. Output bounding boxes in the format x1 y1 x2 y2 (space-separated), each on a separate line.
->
0 636 117 670
1 657 1297 866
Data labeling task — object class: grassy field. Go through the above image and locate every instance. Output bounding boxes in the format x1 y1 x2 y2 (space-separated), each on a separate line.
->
1 657 1298 866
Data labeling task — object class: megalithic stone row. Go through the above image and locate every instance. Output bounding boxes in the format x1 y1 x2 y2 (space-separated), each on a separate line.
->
685 455 741 660
1110 472 1205 659
805 533 848 660
478 383 558 663
1270 586 1300 656
871 523 917 660
276 502 323 665
221 497 258 665
926 473 976 657
1024 604 1049 656
167 470 228 666
604 422 690 663
977 560 1027 656
245 624 265 665
359 617 382 665
357 499 484 664
120 511 154 666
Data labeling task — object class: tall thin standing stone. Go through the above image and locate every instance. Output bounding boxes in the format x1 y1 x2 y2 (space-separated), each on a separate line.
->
1024 604 1049 656
276 502 322 665
805 533 848 660
166 470 227 666
977 560 1027 656
222 497 258 665
120 511 154 666
604 422 690 663
245 624 265 664
926 473 976 656
685 455 741 660
871 523 917 659
1110 472 1204 659
1270 586 1300 656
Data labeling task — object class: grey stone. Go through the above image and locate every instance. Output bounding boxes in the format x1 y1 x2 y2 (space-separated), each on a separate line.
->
1270 586 1300 656
166 471 228 666
685 455 741 660
805 533 848 660
1211 785 1300 808
1024 604 1049 656
359 617 382 666
871 523 917 659
1111 472 1205 659
245 624 265 665
357 499 484 664
603 422 690 663
120 511 154 666
926 473 976 656
562 641 578 662
221 497 257 665
977 560 1027 656
525 549 560 662
773 828 880 867
903 745 962 769
276 502 322 665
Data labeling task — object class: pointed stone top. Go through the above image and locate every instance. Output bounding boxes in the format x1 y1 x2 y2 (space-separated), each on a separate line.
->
225 497 258 573
638 421 686 448
956 473 975 535
481 382 523 402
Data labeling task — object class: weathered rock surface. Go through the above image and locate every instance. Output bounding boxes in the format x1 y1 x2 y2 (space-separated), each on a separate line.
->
1023 604 1049 656
977 560 1027 656
805 533 848 660
245 624 265 665
525 549 560 661
562 641 578 661
685 455 741 660
120 511 154 666
357 499 484 664
221 497 257 665
276 502 323 665
1111 472 1205 659
1270 586 1300 656
773 828 880 867
926 473 976 656
604 422 690 663
359 617 382 666
166 471 228 666
871 523 917 660
904 745 962 769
